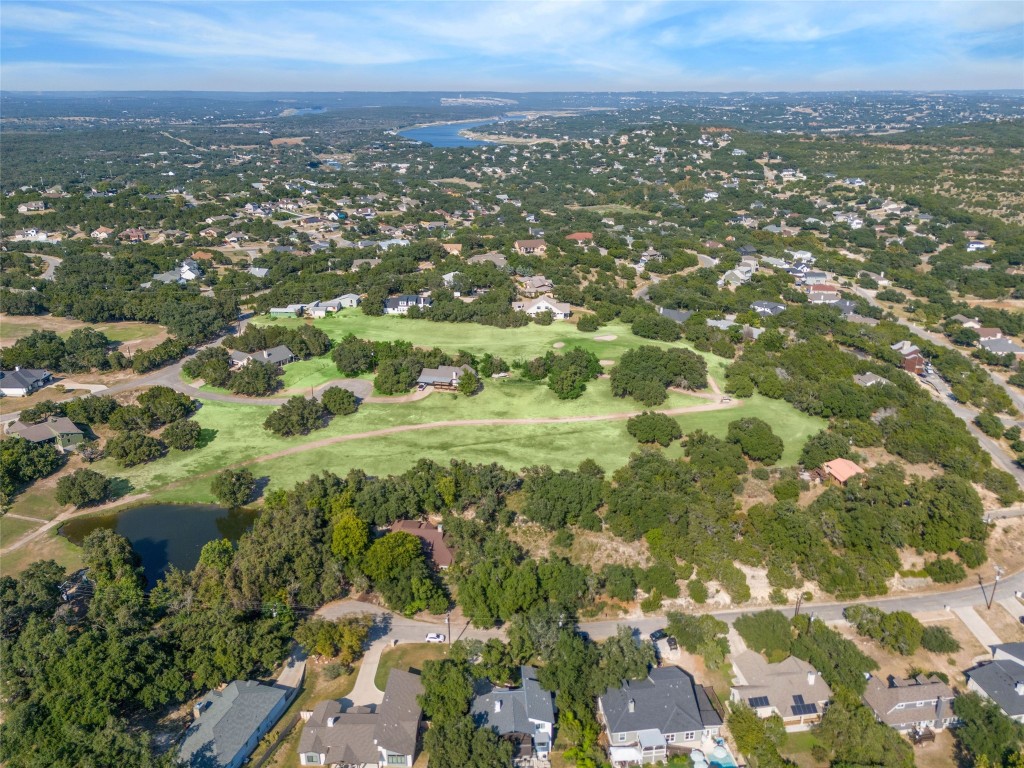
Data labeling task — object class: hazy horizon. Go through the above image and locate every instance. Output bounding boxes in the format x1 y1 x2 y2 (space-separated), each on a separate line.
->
2 1 1022 92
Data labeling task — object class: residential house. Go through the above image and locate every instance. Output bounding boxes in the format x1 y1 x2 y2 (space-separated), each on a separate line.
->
467 251 508 269
269 304 306 319
751 301 786 317
514 239 547 256
977 327 1003 342
229 345 296 368
390 520 455 569
6 417 84 451
729 651 832 732
337 294 362 308
90 226 115 240
383 295 432 315
247 266 270 279
891 341 927 374
119 228 148 243
416 364 476 392
808 290 841 305
802 271 830 286
17 201 45 213
598 666 723 766
298 669 423 768
697 254 720 269
470 666 556 761
967 241 988 252
0 367 53 397
567 232 594 244
516 275 555 297
658 307 693 324
821 458 865 486
179 680 292 768
737 245 758 257
980 337 1024 358
351 258 382 271
512 295 571 320
965 656 1024 723
834 299 858 316
720 265 753 288
862 675 957 733
853 373 890 388
149 258 204 286
442 243 463 256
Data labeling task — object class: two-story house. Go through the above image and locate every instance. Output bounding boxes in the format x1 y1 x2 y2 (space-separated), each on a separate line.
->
598 667 723 766
729 651 832 732
862 674 957 733
470 665 556 761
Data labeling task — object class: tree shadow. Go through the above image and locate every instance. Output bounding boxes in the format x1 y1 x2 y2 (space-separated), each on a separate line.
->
108 476 134 499
250 475 272 502
196 428 218 449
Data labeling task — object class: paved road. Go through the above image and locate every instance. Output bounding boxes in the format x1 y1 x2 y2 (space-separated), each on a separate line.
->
35 254 62 281
852 284 1024 415
319 566 1024 706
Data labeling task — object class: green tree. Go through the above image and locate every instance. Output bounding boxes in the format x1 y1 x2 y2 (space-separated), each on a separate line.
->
162 419 202 450
321 386 359 416
294 615 371 662
331 509 370 563
457 370 480 396
362 532 447 615
54 468 111 507
263 396 326 436
727 417 784 465
953 692 1024 767
105 432 166 467
228 360 281 396
816 688 914 768
626 411 682 446
211 468 255 507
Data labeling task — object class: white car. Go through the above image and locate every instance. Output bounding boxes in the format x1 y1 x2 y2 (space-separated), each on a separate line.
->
425 633 446 644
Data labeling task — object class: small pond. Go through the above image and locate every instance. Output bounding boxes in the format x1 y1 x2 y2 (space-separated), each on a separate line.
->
61 503 258 588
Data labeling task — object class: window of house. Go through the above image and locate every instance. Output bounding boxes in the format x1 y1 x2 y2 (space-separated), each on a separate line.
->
302 755 322 766
617 734 626 743
683 732 695 742
666 734 675 743
386 756 407 766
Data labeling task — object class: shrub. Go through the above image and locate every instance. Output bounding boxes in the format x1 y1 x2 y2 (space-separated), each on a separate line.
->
735 611 793 662
211 468 255 507
640 590 663 613
264 396 326 436
727 417 784 465
162 419 202 451
321 386 358 416
55 469 111 507
687 579 709 604
632 314 681 341
974 411 1005 438
921 626 961 653
956 539 988 569
772 478 802 501
626 411 682 446
105 433 166 467
925 558 967 584
752 467 770 481
576 314 602 332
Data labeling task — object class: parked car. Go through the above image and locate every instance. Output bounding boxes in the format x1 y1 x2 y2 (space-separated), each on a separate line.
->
666 636 679 651
650 628 667 642
425 633 446 643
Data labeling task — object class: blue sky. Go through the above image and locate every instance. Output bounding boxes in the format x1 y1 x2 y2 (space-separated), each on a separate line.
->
2 1 1022 92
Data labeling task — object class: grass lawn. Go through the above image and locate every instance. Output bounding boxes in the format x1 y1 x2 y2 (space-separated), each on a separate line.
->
781 731 825 768
0 316 164 346
0 527 83 579
254 312 729 383
8 484 63 521
1 516 41 543
374 643 449 690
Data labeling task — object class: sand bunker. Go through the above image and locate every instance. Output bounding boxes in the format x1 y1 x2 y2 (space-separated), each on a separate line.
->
594 334 618 341
552 342 566 349
599 360 615 366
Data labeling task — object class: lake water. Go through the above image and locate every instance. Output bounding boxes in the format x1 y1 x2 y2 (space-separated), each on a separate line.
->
399 115 524 147
61 503 258 588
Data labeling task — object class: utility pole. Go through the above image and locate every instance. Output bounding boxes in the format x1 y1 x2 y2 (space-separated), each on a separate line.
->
446 612 451 647
793 592 803 618
987 564 1004 610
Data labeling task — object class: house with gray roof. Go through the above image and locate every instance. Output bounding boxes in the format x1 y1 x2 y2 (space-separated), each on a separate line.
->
229 345 296 369
994 643 1024 665
467 251 508 269
658 306 693 324
862 675 957 733
417 364 475 391
980 337 1024 358
966 658 1024 723
853 373 890 388
751 300 786 317
298 669 423 767
179 680 291 768
470 665 555 761
729 651 831 732
383 294 432 315
6 416 84 451
0 367 52 397
598 666 723 765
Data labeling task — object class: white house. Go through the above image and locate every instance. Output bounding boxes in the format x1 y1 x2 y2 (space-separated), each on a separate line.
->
512 295 571 319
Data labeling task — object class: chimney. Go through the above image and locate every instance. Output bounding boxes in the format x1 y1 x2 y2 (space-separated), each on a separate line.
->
628 699 635 713
14 366 19 372
495 699 502 713
808 671 817 686
327 715 339 727
1016 682 1024 696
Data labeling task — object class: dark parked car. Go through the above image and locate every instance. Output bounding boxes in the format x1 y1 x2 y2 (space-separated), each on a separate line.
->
666 636 679 651
650 628 667 642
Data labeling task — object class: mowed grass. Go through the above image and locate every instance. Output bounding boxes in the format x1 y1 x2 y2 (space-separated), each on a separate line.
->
255 312 729 384
1 516 41 543
8 484 64 521
374 643 449 690
0 316 164 346
94 376 712 500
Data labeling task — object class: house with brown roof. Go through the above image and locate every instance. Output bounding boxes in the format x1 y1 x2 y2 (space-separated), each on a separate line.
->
729 652 831 732
298 669 423 767
821 458 865 486
514 239 547 256
119 227 148 242
390 520 454 569
90 226 115 240
567 232 594 244
862 675 957 733
441 243 463 256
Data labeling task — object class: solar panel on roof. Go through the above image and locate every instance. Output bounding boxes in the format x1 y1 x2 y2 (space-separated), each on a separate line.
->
793 694 805 705
792 703 818 716
748 696 770 708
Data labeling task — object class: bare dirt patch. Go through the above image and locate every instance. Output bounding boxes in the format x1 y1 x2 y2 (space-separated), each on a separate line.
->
835 614 987 687
598 359 615 366
270 136 309 146
570 527 651 570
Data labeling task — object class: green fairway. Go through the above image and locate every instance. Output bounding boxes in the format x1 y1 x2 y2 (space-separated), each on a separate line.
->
1 516 41 543
0 527 83 579
254 312 729 384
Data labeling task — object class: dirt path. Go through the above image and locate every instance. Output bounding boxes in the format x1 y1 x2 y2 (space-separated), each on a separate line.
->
0 493 150 556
